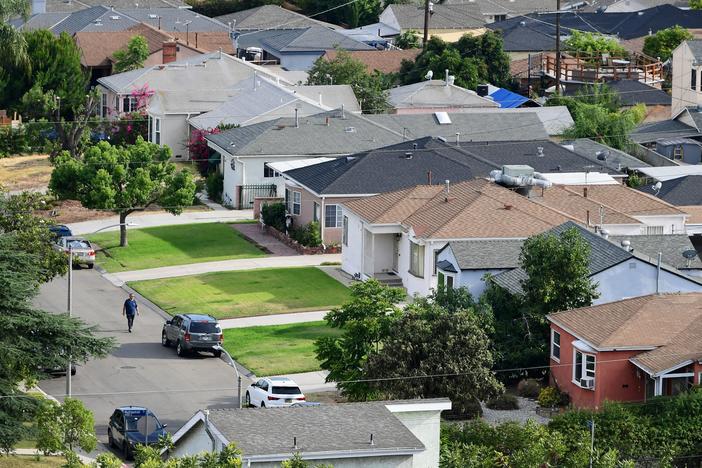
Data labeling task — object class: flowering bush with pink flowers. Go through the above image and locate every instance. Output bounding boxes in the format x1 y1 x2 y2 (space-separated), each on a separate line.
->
187 127 221 175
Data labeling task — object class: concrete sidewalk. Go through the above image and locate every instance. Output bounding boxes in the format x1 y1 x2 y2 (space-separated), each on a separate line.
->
104 254 342 285
69 209 253 235
219 310 329 329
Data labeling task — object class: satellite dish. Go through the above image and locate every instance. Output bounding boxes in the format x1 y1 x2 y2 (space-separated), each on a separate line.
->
652 181 662 195
683 249 698 259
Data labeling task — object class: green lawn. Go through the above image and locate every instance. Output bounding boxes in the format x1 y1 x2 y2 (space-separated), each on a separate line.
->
129 267 350 319
222 321 341 376
89 222 265 272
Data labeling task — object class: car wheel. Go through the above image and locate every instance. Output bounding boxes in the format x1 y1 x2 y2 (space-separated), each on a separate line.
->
107 430 114 449
245 392 251 407
161 331 170 347
71 367 76 376
88 264 94 269
122 441 130 460
260 401 265 408
213 349 222 358
176 341 185 357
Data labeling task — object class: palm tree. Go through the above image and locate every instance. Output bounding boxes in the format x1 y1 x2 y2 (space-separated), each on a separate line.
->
0 0 30 69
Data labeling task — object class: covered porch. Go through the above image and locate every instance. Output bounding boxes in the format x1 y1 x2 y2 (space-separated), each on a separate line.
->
360 226 403 286
641 362 697 400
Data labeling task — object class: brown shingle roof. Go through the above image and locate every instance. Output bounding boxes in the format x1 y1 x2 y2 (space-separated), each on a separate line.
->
548 293 702 375
171 31 235 54
322 49 421 74
681 205 702 224
529 185 642 226
343 178 572 239
75 23 174 67
563 184 685 216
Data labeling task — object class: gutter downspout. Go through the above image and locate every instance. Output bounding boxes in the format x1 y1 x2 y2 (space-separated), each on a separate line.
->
656 252 662 294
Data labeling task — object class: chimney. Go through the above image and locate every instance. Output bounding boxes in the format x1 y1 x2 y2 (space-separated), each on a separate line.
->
444 179 450 202
583 186 588 198
162 41 177 64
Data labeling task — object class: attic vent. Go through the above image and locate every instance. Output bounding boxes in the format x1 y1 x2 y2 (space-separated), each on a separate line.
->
404 152 413 159
434 112 451 125
344 127 356 133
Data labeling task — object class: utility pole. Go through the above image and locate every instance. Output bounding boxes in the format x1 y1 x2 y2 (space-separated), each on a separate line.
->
66 245 72 397
423 0 430 48
555 0 562 93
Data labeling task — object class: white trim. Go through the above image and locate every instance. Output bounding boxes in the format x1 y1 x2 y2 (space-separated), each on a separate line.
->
548 319 657 353
550 329 561 363
572 339 597 353
243 447 424 463
661 372 694 379
385 401 452 413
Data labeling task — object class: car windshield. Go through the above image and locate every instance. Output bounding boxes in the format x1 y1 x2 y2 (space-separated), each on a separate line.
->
124 412 161 434
189 322 219 333
272 386 302 395
67 240 91 249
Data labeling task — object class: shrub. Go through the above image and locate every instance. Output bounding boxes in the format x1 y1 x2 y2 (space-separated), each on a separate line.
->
517 378 541 398
205 172 224 203
448 397 483 420
538 386 561 408
261 202 286 232
291 221 322 247
486 393 520 410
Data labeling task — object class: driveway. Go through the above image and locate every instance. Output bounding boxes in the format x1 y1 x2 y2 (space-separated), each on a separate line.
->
34 269 253 448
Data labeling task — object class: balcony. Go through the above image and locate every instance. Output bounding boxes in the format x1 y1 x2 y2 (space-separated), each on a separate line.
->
543 51 663 85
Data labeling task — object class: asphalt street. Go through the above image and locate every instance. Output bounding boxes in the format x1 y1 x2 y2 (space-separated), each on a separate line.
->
34 268 253 447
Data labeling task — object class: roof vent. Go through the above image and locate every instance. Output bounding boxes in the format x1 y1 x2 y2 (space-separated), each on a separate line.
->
149 13 158 18
504 204 513 210
437 136 447 142
519 21 526 26
621 239 631 251
344 126 356 133
536 146 544 157
434 111 451 125
110 15 120 19
404 152 413 159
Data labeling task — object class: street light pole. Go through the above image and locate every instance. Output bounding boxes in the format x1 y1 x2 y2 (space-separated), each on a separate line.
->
214 345 242 409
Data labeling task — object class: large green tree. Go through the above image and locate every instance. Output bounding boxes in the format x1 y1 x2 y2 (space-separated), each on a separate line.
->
50 138 196 247
563 31 626 57
36 398 97 459
315 279 404 400
299 0 380 27
643 25 693 61
307 50 390 113
113 35 149 73
365 290 502 417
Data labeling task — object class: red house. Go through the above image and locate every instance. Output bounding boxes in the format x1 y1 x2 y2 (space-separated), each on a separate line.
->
547 293 702 409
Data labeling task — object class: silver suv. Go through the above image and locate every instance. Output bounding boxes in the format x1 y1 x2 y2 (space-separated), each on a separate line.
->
161 314 223 357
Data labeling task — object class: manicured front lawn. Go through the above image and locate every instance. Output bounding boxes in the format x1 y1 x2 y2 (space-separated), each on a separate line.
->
222 321 341 376
0 456 64 468
89 222 265 272
130 267 350 318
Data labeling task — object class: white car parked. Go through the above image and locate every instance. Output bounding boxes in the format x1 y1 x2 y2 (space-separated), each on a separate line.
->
245 377 305 408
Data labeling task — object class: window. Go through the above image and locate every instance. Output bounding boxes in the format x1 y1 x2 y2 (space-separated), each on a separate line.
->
494 14 506 21
285 188 291 212
122 96 137 113
644 225 664 235
446 275 454 289
325 205 343 228
573 350 596 389
101 93 109 118
692 69 697 91
342 216 348 246
153 117 161 145
551 330 561 361
409 241 425 277
272 386 302 395
292 191 301 215
263 163 280 178
438 272 445 287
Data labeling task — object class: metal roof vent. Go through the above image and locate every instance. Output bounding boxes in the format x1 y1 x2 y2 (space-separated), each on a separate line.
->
110 15 120 19
536 146 544 157
621 239 631 251
404 152 413 159
344 126 356 133
434 112 451 125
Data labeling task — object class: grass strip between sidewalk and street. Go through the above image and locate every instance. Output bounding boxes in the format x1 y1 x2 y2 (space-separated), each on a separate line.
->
221 321 340 376
129 267 350 319
89 222 265 272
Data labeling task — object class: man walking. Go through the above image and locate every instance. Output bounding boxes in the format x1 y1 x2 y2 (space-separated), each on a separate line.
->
122 293 139 333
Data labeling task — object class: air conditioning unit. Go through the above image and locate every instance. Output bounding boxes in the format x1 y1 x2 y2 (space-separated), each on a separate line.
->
502 164 534 178
580 378 595 389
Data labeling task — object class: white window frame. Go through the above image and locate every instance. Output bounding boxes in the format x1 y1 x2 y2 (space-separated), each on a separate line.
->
573 349 596 390
445 274 454 289
101 93 109 118
324 204 343 228
263 163 280 178
292 191 301 216
643 225 664 235
342 216 348 246
122 96 137 113
409 241 425 277
153 117 161 145
551 329 561 362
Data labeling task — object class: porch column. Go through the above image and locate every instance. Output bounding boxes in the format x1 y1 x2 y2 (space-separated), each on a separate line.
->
654 376 663 396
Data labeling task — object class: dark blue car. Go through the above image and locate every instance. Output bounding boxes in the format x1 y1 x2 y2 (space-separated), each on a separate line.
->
108 406 168 459
49 224 72 239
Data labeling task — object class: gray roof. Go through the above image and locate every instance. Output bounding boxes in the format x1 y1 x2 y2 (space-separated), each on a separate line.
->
564 80 671 107
216 5 338 30
686 40 702 61
636 175 702 205
120 7 228 32
564 138 650 169
388 80 498 109
207 402 425 458
610 235 702 270
473 0 556 15
385 3 485 30
631 120 702 144
207 110 403 156
40 0 185 13
238 26 374 53
50 5 138 33
283 137 496 195
444 239 525 270
491 221 633 294
364 112 549 142
489 17 556 52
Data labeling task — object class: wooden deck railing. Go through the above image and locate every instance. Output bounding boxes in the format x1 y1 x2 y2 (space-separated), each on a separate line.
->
543 51 663 84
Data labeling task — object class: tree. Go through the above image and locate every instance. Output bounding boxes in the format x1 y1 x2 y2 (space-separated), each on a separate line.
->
281 452 333 468
690 0 702 10
36 398 97 458
134 442 243 467
563 31 626 57
113 35 150 73
643 26 693 61
0 0 30 71
365 291 502 417
50 138 197 247
314 280 404 400
299 0 380 27
307 51 389 113
395 30 420 49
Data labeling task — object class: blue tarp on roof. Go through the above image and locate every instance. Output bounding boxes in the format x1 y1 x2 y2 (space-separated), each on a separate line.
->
489 88 529 108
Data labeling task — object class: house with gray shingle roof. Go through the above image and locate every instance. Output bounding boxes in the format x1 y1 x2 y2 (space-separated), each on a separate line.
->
168 399 451 467
215 4 338 31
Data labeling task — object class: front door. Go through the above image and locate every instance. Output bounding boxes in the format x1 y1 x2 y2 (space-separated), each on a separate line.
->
363 229 374 277
392 235 399 272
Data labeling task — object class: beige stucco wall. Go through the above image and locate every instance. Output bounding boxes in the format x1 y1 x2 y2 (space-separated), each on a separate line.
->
671 42 702 117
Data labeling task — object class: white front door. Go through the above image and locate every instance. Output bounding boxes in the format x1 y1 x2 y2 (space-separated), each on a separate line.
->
363 229 374 277
392 235 399 272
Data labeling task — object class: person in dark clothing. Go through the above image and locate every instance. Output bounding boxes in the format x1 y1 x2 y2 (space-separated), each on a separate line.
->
122 293 139 332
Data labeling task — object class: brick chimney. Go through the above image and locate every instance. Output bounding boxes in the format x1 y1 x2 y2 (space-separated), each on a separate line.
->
162 41 177 64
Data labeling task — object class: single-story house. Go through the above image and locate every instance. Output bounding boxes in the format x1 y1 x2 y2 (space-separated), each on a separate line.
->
387 80 499 114
486 221 702 304
562 138 650 172
215 5 338 31
654 138 702 164
630 109 702 145
610 234 702 277
235 25 376 71
30 0 185 14
168 399 451 467
548 293 702 409
340 178 572 296
378 3 486 41
321 49 421 75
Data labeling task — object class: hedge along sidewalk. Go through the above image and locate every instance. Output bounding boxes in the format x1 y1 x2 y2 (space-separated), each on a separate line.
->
89 222 266 273
221 321 342 376
128 266 351 319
